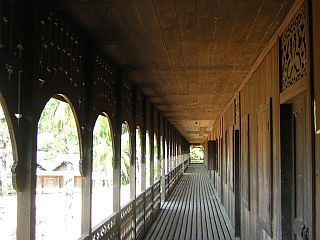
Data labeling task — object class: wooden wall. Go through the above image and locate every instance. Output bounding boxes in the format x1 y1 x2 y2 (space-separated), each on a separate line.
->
0 0 190 238
206 0 317 239
312 0 320 238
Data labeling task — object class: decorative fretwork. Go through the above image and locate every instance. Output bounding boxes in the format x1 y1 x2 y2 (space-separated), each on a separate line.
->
120 201 134 239
153 180 161 213
135 194 145 239
94 56 115 104
0 0 15 54
123 79 133 118
39 13 83 88
91 213 119 240
280 6 307 92
145 188 153 225
234 94 240 125
136 92 143 126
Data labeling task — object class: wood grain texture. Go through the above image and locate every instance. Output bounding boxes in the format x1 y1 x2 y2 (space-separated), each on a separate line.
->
145 164 234 240
65 0 295 143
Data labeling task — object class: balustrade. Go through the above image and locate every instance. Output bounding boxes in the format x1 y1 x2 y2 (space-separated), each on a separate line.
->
89 158 189 240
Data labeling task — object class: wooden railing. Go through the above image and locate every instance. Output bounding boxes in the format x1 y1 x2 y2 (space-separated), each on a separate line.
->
89 157 189 240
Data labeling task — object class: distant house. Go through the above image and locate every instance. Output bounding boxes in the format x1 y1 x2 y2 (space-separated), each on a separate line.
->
36 153 82 191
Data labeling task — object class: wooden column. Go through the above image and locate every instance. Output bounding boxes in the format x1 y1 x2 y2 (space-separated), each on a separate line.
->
150 104 154 186
81 40 94 236
130 88 136 200
141 97 146 192
113 70 122 212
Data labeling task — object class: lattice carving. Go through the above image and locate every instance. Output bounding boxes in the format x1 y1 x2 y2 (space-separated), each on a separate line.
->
234 94 240 125
123 79 132 118
120 202 134 239
91 214 118 240
136 92 143 126
94 56 115 104
0 0 15 54
280 6 307 92
135 194 145 238
39 13 83 88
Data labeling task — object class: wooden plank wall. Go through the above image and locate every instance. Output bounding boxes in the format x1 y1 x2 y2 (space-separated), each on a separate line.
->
207 0 319 239
312 0 320 239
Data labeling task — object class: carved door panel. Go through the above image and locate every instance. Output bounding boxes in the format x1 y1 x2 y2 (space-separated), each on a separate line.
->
292 97 309 240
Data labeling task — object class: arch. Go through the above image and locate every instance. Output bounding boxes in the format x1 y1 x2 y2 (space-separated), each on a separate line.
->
92 113 114 227
153 133 159 181
36 95 82 239
164 139 168 174
136 126 142 196
121 121 131 206
145 131 150 188
160 136 164 176
0 96 17 239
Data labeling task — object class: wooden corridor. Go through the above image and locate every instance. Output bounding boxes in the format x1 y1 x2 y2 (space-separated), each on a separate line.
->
145 165 234 240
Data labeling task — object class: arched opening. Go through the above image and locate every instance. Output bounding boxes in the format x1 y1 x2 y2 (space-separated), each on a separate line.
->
164 139 168 174
190 145 204 164
36 96 82 239
92 114 114 227
145 131 150 188
136 127 142 196
0 100 17 239
121 122 131 206
154 133 158 181
160 136 163 176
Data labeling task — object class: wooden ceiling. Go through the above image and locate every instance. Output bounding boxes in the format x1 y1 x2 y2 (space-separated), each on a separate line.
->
66 0 294 143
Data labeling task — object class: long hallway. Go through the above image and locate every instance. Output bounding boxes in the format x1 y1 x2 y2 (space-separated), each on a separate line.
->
145 165 234 240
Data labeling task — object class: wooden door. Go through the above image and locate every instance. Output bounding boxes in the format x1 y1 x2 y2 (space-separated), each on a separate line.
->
291 97 309 240
281 96 309 240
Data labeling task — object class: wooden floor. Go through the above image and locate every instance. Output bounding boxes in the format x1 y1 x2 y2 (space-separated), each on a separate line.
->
145 165 234 240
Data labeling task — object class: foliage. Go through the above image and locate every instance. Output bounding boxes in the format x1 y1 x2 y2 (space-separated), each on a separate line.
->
190 145 204 163
0 103 14 195
37 98 80 168
121 123 131 185
93 115 113 177
154 134 158 180
136 127 142 191
146 132 150 187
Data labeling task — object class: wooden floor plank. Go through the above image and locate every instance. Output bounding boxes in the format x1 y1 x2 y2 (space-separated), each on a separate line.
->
144 165 235 240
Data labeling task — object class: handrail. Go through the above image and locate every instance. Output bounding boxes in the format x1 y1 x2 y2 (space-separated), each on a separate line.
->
88 157 190 240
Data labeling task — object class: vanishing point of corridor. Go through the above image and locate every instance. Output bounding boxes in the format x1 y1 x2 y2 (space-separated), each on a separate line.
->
145 165 233 240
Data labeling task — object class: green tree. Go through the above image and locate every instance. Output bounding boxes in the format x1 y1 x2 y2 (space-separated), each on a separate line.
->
121 123 130 185
93 115 113 177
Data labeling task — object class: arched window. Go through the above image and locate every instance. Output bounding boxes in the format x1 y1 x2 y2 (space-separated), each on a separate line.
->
121 122 131 206
136 127 142 196
145 131 150 188
36 96 82 239
0 100 17 239
160 136 163 176
92 114 113 227
153 133 158 181
164 139 168 174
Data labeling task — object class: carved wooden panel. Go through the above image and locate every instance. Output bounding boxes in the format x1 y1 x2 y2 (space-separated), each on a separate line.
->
38 13 84 88
93 56 116 105
280 6 307 92
122 78 132 122
136 91 143 127
0 0 15 54
234 94 240 126
91 213 119 240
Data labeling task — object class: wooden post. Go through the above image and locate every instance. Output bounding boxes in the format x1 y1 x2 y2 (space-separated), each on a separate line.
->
113 70 122 213
150 104 154 186
141 97 146 192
